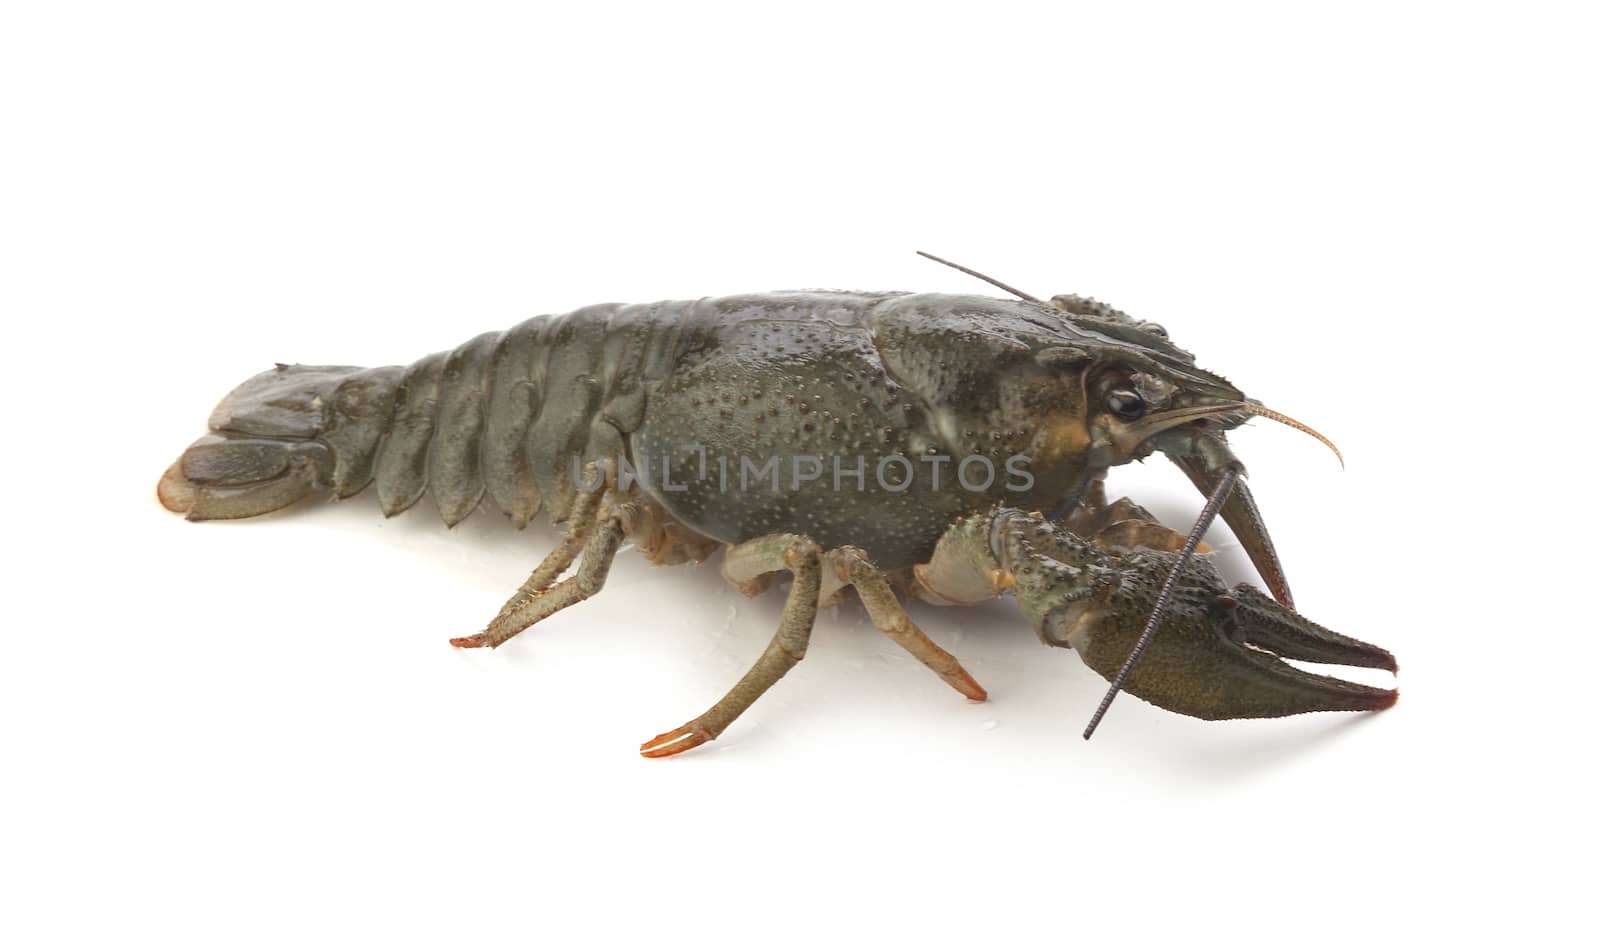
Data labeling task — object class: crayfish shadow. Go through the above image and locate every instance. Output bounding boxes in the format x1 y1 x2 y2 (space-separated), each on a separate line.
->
1104 708 1389 786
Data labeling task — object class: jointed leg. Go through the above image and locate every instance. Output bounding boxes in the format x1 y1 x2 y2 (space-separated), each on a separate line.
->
639 534 822 758
831 547 987 701
1065 483 1209 554
450 498 638 650
490 470 608 621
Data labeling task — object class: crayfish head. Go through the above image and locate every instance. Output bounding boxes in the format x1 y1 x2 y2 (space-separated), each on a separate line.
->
1066 328 1340 612
1091 374 1251 466
1040 289 1345 611
1028 342 1250 485
1038 295 1252 467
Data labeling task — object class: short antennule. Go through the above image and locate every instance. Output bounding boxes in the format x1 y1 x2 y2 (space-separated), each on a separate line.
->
1242 403 1344 468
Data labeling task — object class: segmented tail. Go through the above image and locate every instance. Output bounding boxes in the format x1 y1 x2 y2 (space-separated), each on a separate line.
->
158 300 669 527
158 362 409 521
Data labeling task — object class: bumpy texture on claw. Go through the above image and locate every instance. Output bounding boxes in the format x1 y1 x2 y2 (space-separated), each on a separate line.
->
987 510 1398 722
1069 582 1397 720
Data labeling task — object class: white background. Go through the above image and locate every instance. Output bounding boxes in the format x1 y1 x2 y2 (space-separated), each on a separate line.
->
4 2 1595 934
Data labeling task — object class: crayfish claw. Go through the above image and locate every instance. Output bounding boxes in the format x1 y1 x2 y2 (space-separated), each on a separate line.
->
987 509 1398 724
1168 447 1296 609
1074 621 1398 721
1067 557 1398 721
1228 585 1397 675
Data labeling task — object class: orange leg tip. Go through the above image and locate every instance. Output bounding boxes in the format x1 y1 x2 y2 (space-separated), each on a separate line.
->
449 634 487 649
949 671 988 702
639 726 713 759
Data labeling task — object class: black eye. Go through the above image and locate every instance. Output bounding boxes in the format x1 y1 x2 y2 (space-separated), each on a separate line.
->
1142 322 1168 339
1107 389 1145 421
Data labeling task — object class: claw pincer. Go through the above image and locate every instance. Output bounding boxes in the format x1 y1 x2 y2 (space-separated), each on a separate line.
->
918 509 1397 724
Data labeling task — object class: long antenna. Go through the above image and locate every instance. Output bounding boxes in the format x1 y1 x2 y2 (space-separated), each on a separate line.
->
915 251 1047 305
1082 467 1240 740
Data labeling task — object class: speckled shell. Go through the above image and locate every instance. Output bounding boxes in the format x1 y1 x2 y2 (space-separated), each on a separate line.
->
628 291 1107 570
161 290 1228 574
